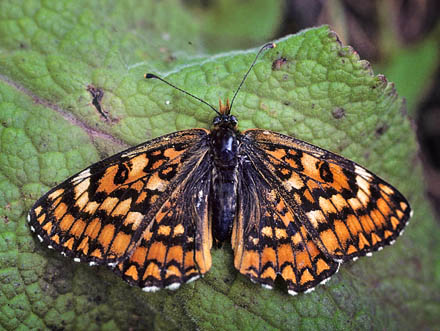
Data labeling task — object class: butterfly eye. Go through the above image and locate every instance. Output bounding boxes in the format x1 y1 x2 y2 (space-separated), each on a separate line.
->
230 115 238 125
213 116 221 125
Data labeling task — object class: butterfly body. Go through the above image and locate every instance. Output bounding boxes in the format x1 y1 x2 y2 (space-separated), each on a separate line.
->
210 114 240 243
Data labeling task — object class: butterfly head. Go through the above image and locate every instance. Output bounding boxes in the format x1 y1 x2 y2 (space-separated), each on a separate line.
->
212 114 238 129
211 99 237 129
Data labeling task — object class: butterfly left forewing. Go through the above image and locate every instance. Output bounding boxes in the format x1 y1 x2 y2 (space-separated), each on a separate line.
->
28 129 210 267
241 129 411 264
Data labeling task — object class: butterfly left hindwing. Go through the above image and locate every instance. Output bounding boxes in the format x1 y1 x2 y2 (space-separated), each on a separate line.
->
28 129 214 290
115 151 213 291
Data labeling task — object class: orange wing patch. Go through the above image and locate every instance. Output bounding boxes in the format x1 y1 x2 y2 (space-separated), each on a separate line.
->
28 129 211 288
233 166 340 294
237 129 411 293
115 159 213 291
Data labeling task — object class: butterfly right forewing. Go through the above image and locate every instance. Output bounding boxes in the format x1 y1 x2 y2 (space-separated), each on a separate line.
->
242 129 411 263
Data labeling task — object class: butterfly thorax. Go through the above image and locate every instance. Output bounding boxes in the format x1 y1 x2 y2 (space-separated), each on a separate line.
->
210 114 240 243
210 115 239 168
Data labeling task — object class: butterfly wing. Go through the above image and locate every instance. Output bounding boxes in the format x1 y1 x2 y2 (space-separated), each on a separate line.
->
232 159 340 294
234 129 411 293
28 129 213 287
115 151 213 291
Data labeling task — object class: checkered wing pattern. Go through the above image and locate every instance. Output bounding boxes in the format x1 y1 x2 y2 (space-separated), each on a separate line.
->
28 129 213 290
115 151 213 291
233 129 411 293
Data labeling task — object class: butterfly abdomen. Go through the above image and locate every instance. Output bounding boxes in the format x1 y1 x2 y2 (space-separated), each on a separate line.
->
210 120 240 242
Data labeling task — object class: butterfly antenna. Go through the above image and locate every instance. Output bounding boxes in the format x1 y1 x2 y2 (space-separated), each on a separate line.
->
145 73 221 116
229 42 276 111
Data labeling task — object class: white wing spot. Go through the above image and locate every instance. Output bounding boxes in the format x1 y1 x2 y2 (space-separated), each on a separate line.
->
389 239 396 245
187 275 200 284
196 188 205 209
142 286 160 293
48 245 54 249
366 252 373 257
27 214 31 223
166 283 181 290
410 210 414 218
37 235 43 242
198 189 204 200
288 290 298 296
355 165 372 180
74 258 81 262
72 169 91 183
352 257 358 262
262 284 273 290
377 247 383 251
89 261 97 266
108 262 117 268
61 252 67 257
320 277 332 285
304 287 315 294
30 226 35 232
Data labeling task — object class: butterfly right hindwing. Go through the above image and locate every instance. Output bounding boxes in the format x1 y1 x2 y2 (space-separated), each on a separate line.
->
231 129 411 293
233 156 340 293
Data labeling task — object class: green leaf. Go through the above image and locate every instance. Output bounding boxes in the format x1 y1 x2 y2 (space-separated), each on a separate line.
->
0 1 439 330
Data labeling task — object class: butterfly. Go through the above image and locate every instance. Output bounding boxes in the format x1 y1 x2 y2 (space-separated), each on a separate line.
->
28 43 411 295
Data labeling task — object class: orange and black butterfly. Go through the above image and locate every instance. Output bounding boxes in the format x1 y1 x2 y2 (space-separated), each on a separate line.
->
28 43 411 295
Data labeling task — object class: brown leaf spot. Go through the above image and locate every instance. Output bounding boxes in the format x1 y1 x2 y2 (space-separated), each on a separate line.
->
331 107 345 119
